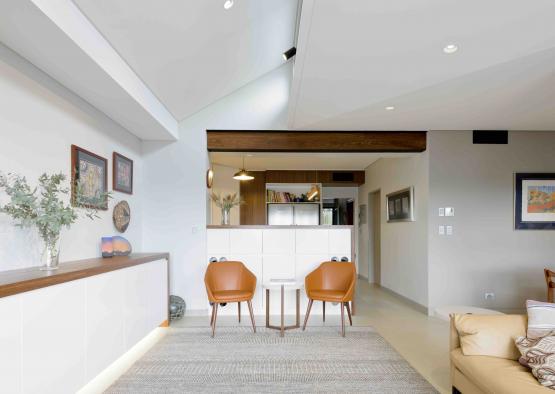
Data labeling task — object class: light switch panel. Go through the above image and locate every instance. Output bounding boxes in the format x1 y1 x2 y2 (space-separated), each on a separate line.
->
439 208 445 217
445 207 455 217
439 225 445 235
446 225 453 235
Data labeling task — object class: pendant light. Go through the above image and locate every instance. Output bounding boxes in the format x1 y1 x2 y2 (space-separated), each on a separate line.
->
233 156 254 181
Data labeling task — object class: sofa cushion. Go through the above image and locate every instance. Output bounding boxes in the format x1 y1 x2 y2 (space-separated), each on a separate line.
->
516 335 555 389
454 314 526 360
527 300 555 339
451 348 550 393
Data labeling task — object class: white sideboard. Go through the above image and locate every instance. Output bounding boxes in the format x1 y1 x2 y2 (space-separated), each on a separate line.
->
0 254 168 394
206 226 353 317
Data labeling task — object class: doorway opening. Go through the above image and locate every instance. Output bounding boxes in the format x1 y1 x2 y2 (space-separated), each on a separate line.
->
368 190 381 285
322 198 354 225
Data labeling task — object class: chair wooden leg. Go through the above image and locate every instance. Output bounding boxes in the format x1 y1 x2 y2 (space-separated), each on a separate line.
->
322 301 326 322
238 302 241 323
303 299 313 331
247 300 256 333
266 289 270 327
280 285 285 337
341 302 345 337
345 302 353 326
210 303 215 326
211 303 219 338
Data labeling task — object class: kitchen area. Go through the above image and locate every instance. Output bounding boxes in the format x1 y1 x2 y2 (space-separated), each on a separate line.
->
206 163 363 318
204 130 426 321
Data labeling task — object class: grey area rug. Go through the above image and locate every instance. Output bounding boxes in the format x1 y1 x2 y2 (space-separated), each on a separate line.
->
106 326 437 393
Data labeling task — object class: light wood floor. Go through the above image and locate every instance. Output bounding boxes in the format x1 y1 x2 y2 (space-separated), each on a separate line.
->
173 279 451 394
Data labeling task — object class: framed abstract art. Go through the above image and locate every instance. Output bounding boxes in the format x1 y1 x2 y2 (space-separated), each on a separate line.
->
71 145 108 210
515 173 555 230
113 152 133 194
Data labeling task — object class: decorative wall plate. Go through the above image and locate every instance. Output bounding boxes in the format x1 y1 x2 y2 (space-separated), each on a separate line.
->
113 200 131 233
206 168 214 188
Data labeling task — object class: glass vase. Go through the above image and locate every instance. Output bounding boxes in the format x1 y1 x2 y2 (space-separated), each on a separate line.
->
221 208 231 225
40 234 61 271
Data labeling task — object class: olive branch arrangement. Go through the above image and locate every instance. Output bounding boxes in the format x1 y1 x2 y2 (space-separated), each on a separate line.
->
0 171 111 263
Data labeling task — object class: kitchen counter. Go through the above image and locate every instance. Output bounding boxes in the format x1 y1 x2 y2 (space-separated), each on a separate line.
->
206 226 354 317
207 225 353 229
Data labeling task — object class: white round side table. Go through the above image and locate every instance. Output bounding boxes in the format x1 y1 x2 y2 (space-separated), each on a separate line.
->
263 279 302 337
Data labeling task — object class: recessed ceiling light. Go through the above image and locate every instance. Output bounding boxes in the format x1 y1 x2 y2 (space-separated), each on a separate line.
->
385 106 395 111
223 0 234 10
443 44 458 54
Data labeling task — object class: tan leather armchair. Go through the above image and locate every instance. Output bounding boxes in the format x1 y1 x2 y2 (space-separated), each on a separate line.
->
302 261 356 337
204 261 257 337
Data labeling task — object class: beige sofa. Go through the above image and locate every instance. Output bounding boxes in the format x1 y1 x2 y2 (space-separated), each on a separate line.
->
450 315 550 394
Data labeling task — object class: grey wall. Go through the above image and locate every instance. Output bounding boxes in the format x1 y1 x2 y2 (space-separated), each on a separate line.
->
428 131 555 313
358 153 429 308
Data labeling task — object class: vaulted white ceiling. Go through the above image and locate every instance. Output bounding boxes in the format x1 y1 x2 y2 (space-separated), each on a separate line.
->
289 0 555 130
1 0 554 139
73 0 299 121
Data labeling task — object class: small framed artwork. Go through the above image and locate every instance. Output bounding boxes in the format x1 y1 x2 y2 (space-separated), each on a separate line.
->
387 187 415 222
515 173 555 230
71 145 108 210
113 152 133 194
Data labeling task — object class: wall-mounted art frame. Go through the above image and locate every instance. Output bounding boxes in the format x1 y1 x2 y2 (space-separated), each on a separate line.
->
71 145 108 210
515 173 555 230
113 152 133 194
386 187 414 222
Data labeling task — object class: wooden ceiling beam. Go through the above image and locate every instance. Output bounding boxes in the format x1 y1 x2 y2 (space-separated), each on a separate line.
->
207 130 426 152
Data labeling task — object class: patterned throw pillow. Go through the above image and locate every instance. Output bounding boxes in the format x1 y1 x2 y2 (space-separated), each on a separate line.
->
527 300 555 339
516 335 555 389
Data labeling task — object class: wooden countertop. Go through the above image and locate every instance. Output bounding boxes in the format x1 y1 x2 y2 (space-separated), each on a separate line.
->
207 225 354 229
0 253 169 299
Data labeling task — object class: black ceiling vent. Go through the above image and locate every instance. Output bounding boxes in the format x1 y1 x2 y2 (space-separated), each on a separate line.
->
473 130 508 144
332 172 355 182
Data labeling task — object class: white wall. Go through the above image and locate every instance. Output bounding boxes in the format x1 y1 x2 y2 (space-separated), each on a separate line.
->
358 153 429 308
0 44 143 272
209 164 240 225
428 131 555 313
142 62 292 311
322 186 359 268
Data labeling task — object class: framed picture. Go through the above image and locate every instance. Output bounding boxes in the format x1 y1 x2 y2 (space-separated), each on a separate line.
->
71 145 108 210
387 187 414 222
113 152 133 194
515 173 555 230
